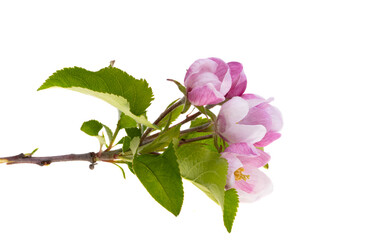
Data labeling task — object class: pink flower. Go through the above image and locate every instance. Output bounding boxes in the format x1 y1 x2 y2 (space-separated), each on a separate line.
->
184 58 232 106
222 143 273 202
216 95 282 146
225 62 247 98
241 94 283 147
216 96 267 144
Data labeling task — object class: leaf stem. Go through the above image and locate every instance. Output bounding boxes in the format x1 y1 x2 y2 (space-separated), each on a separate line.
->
142 122 212 145
169 104 216 130
179 134 214 146
105 119 122 152
140 97 185 143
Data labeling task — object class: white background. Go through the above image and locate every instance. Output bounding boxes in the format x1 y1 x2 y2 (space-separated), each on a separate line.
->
1 0 379 239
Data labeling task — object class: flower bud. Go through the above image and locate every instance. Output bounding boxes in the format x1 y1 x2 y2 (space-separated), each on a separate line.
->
216 95 282 146
184 58 232 106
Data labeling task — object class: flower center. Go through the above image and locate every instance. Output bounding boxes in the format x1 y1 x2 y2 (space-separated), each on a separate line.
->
234 167 250 181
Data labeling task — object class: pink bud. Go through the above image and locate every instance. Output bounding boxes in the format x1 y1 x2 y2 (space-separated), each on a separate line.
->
216 95 282 146
184 58 232 106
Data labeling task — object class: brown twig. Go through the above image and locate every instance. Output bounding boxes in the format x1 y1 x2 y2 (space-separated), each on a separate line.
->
1 150 122 168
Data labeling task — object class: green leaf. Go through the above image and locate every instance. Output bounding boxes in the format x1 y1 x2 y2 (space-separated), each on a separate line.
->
133 144 183 216
126 162 135 174
96 134 107 146
126 127 141 139
103 124 113 144
38 66 156 128
119 113 137 129
176 143 228 206
223 188 239 233
122 136 131 153
190 117 210 128
81 120 103 136
130 137 140 156
81 120 115 146
167 79 187 95
140 125 180 154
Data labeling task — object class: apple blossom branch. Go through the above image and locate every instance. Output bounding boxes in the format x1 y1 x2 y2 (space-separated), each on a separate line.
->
0 124 214 167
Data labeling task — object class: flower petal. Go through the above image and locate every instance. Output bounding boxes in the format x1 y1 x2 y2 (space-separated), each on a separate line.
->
221 124 266 144
242 94 267 108
184 58 218 86
188 72 221 90
222 152 243 189
238 168 273 202
226 62 247 98
264 104 283 132
218 97 249 124
225 143 270 168
239 105 272 130
219 68 232 96
187 83 225 106
224 142 257 156
255 132 281 147
239 148 271 169
209 57 229 81
236 179 254 193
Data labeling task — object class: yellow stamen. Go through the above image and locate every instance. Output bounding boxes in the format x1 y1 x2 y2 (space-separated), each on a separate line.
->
234 167 250 181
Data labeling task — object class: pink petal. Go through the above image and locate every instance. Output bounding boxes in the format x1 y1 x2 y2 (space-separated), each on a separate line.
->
242 94 267 108
209 57 229 81
219 68 232 96
264 105 283 132
239 149 271 169
239 105 272 130
184 58 218 86
222 152 243 189
236 179 254 193
226 62 247 98
221 124 266 144
228 62 243 78
255 132 281 147
209 58 232 95
218 97 249 123
224 142 257 156
226 81 247 99
216 114 227 133
187 83 225 106
238 169 273 202
224 143 269 168
187 72 221 90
